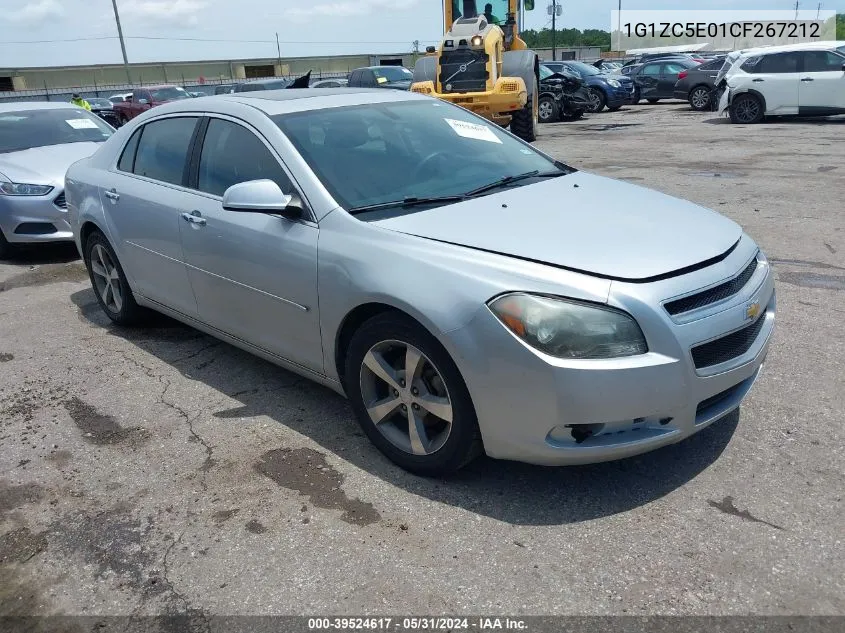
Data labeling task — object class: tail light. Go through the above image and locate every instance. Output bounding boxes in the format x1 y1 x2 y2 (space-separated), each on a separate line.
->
678 71 688 80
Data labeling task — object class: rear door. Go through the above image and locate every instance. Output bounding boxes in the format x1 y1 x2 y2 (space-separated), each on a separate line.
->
743 52 801 114
178 116 323 372
636 63 662 99
99 116 201 317
659 62 689 97
799 50 845 113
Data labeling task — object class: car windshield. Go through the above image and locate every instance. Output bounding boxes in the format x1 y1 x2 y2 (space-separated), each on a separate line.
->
371 67 413 82
150 86 189 101
0 108 114 153
273 100 569 213
566 62 601 77
539 65 553 79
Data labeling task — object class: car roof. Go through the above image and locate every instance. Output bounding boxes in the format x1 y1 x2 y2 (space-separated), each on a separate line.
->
147 87 427 117
0 101 88 114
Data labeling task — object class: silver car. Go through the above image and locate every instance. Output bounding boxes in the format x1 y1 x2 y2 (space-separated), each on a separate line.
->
0 102 114 258
65 89 775 475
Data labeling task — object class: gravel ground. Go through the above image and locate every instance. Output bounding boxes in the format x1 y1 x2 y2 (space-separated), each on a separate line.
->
1 103 843 628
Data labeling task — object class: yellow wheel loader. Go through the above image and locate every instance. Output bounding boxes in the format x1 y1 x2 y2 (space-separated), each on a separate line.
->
411 0 539 142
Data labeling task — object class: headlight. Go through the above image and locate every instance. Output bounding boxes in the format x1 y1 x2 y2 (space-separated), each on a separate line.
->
0 182 54 196
489 293 648 359
606 79 621 88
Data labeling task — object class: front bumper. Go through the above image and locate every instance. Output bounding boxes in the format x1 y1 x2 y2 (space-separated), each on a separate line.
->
443 236 775 466
0 189 74 244
411 78 528 122
605 85 634 107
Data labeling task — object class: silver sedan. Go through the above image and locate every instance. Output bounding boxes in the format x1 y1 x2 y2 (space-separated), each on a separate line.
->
65 88 775 475
0 102 114 258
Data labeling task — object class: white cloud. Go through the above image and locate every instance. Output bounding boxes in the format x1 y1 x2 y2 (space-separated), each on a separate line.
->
285 0 415 21
8 0 65 23
122 0 208 26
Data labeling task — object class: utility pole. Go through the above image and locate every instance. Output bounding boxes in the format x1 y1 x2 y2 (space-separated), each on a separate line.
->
816 2 821 19
276 32 282 75
617 0 622 54
794 1 799 21
551 0 556 61
110 0 132 85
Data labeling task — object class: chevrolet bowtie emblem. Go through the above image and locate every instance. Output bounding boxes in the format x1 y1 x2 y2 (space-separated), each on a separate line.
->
745 301 761 321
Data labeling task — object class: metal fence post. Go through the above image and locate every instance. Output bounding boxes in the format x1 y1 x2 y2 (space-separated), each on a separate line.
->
44 80 50 101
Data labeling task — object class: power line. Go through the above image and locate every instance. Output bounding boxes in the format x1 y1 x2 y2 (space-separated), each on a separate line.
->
1 35 439 45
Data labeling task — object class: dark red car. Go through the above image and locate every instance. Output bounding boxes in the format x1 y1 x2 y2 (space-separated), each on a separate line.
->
112 85 191 125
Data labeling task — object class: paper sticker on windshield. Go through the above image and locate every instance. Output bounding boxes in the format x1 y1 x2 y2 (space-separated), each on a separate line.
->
444 118 502 144
66 118 98 129
377 76 388 84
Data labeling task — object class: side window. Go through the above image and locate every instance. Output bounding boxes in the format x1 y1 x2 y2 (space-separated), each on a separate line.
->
197 118 293 198
758 52 801 74
740 56 762 73
132 117 199 185
117 127 142 172
802 51 845 72
641 64 662 76
663 63 686 74
349 70 360 85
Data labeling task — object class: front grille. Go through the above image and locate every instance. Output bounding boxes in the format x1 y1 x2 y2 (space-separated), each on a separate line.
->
15 222 57 235
501 81 520 92
53 192 67 209
665 257 758 316
439 49 489 93
691 314 766 369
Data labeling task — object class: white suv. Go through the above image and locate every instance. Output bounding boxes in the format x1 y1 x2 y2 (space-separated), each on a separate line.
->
716 41 845 123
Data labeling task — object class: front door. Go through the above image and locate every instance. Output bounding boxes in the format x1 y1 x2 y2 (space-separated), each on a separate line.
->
799 50 845 113
178 116 323 373
747 51 802 114
100 116 200 317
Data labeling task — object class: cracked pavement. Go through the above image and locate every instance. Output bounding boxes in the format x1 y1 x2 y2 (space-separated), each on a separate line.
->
0 104 843 624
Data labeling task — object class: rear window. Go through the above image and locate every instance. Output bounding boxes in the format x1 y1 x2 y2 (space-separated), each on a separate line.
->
0 108 113 154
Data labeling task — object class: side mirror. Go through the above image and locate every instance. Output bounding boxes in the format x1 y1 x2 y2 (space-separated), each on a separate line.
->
222 179 303 219
137 98 149 105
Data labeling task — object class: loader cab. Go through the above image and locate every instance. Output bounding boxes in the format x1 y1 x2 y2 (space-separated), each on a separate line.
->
446 0 534 48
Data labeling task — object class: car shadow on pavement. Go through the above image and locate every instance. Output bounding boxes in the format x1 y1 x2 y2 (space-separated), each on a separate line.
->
71 288 739 526
2 242 80 265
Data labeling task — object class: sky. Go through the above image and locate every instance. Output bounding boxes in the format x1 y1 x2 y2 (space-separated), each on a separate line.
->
1 0 843 68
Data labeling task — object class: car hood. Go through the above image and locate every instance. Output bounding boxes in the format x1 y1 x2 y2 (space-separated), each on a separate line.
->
370 172 742 282
0 142 103 187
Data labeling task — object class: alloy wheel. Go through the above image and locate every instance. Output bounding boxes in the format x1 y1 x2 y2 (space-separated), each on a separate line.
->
734 96 760 123
359 340 453 456
691 87 710 110
90 243 123 313
539 98 555 122
587 89 602 112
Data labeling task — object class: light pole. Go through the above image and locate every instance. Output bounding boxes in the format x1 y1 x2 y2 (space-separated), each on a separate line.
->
616 0 622 54
110 0 132 85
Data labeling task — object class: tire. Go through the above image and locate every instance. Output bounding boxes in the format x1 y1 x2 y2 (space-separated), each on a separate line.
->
345 312 482 476
0 230 14 260
729 93 764 124
632 87 641 104
503 49 539 142
538 95 558 123
647 98 660 104
586 87 606 113
688 85 711 111
84 230 151 326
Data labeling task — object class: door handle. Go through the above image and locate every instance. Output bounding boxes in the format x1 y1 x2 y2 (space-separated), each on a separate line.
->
801 77 814 82
181 211 207 226
104 189 119 201
752 78 764 82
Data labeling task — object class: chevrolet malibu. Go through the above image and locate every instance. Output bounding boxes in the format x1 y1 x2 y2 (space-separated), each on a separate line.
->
1 102 114 258
65 89 775 476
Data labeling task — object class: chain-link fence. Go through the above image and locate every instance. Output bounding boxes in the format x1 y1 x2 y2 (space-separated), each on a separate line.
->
0 71 350 104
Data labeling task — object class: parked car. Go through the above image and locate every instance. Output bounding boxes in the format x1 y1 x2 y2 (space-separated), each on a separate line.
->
538 64 590 123
187 91 206 98
65 88 775 475
627 58 701 103
108 92 132 104
213 84 236 95
310 78 349 88
85 97 121 127
593 60 623 74
112 85 191 125
543 61 635 112
672 56 726 111
716 43 845 124
0 102 114 258
348 66 413 90
234 78 293 92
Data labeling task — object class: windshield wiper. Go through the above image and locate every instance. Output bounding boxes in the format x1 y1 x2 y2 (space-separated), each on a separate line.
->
348 194 467 215
465 169 567 197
